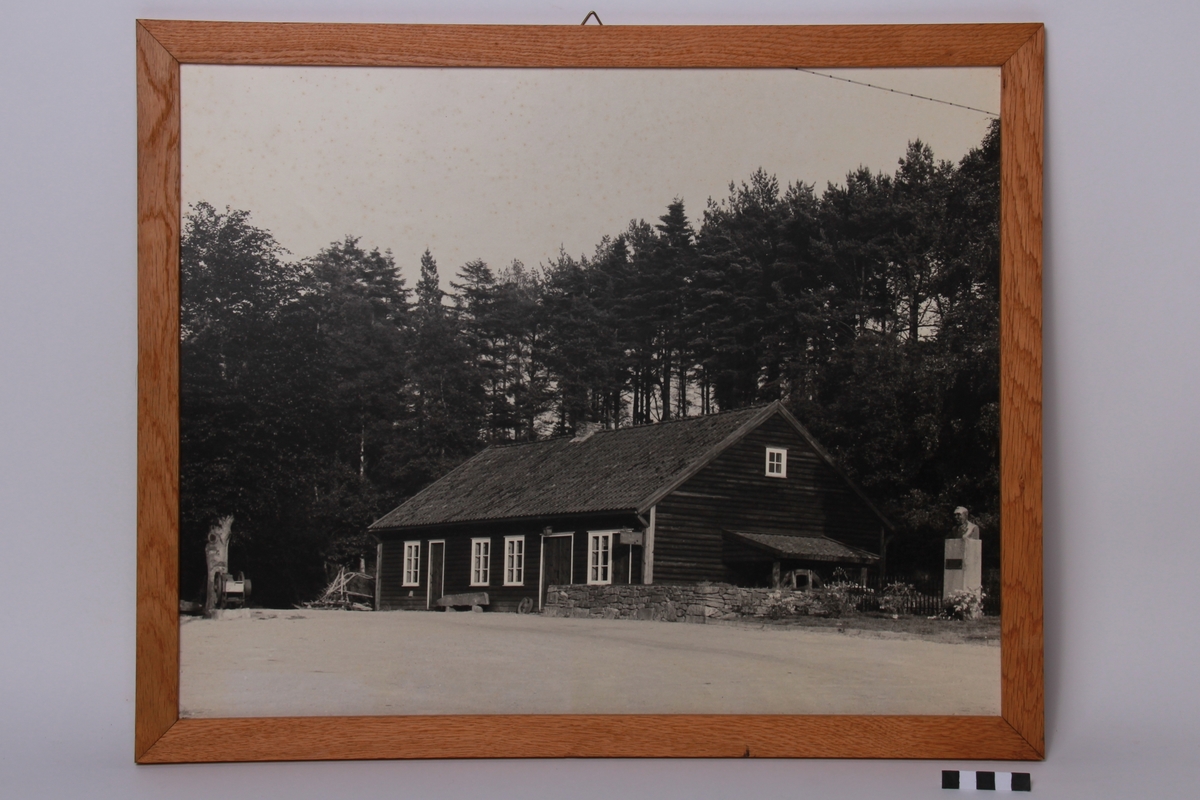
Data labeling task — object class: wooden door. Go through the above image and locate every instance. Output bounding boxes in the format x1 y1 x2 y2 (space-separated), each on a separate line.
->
427 541 445 609
540 535 572 609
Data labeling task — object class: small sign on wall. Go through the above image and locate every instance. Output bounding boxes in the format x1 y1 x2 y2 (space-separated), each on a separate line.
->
620 530 644 546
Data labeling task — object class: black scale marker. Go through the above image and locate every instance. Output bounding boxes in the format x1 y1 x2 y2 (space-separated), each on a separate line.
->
943 771 1031 791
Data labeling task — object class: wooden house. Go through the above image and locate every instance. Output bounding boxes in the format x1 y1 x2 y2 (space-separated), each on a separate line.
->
370 401 892 611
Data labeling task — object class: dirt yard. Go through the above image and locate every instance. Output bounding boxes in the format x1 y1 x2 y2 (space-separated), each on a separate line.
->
759 613 1002 644
180 610 1000 718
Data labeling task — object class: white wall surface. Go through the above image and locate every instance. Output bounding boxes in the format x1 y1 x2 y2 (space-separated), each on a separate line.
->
3 1 1199 797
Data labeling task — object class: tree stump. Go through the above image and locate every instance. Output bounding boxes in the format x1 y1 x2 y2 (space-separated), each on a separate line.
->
203 515 234 617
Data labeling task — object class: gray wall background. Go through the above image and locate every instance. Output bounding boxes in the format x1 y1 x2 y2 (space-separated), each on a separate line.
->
3 1 1197 797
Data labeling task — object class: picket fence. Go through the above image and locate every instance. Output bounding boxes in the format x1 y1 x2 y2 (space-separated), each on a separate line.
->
849 573 1002 617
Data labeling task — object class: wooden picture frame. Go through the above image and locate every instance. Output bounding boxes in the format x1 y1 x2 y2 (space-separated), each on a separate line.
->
137 20 1043 763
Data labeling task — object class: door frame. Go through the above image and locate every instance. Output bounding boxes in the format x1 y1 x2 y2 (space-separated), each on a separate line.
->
538 531 574 610
425 539 445 610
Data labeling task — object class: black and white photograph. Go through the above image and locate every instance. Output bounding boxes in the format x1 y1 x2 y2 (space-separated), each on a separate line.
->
22 0 1200 792
177 64 1003 718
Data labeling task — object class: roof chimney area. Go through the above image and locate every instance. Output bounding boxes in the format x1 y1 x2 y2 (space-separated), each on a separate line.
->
570 421 604 443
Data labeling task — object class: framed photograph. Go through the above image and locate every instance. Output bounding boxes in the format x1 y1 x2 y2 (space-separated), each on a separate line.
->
137 21 1042 762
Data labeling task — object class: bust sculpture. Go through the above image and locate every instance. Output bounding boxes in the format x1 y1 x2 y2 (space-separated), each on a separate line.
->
955 506 981 540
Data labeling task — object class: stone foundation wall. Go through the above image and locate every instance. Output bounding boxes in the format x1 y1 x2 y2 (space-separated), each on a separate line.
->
542 583 791 623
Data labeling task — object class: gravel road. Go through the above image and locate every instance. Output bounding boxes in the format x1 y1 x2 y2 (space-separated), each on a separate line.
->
180 609 1000 718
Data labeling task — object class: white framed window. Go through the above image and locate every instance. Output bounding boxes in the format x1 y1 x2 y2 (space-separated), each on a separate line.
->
471 538 491 586
588 531 613 585
402 541 420 586
765 447 788 478
504 536 525 586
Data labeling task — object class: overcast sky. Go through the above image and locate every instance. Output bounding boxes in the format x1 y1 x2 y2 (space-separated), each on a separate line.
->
182 66 999 287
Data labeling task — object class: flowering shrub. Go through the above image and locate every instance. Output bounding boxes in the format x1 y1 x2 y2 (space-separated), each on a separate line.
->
819 582 873 617
879 582 918 618
942 589 986 620
758 584 874 618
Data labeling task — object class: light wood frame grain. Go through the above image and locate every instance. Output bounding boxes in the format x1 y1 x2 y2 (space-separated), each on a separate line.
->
137 20 1043 763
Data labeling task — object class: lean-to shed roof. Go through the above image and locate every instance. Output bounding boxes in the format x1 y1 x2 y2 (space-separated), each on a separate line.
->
725 530 880 564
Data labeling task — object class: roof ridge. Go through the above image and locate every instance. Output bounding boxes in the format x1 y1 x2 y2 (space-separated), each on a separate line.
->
369 401 792 531
512 404 772 444
486 434 569 450
480 404 772 450
618 403 768 430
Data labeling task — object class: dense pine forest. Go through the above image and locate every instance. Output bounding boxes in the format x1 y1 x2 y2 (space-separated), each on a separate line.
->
181 122 1001 607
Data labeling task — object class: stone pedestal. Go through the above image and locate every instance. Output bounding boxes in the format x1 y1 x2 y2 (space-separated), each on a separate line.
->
943 537 982 600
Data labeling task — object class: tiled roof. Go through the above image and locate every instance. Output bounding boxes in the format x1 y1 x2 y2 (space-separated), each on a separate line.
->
370 405 772 530
726 530 880 564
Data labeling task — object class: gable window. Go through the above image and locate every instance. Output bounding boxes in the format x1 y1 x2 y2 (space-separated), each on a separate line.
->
588 532 613 584
402 541 420 586
504 536 525 586
765 447 788 478
471 538 491 586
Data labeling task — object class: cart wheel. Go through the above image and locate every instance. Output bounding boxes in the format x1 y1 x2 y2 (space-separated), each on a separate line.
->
517 597 534 614
241 578 251 599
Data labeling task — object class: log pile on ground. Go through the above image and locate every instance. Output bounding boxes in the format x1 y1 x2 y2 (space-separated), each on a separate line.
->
302 567 375 610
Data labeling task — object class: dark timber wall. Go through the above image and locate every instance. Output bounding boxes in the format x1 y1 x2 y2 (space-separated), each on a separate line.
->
375 513 639 611
653 413 883 584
